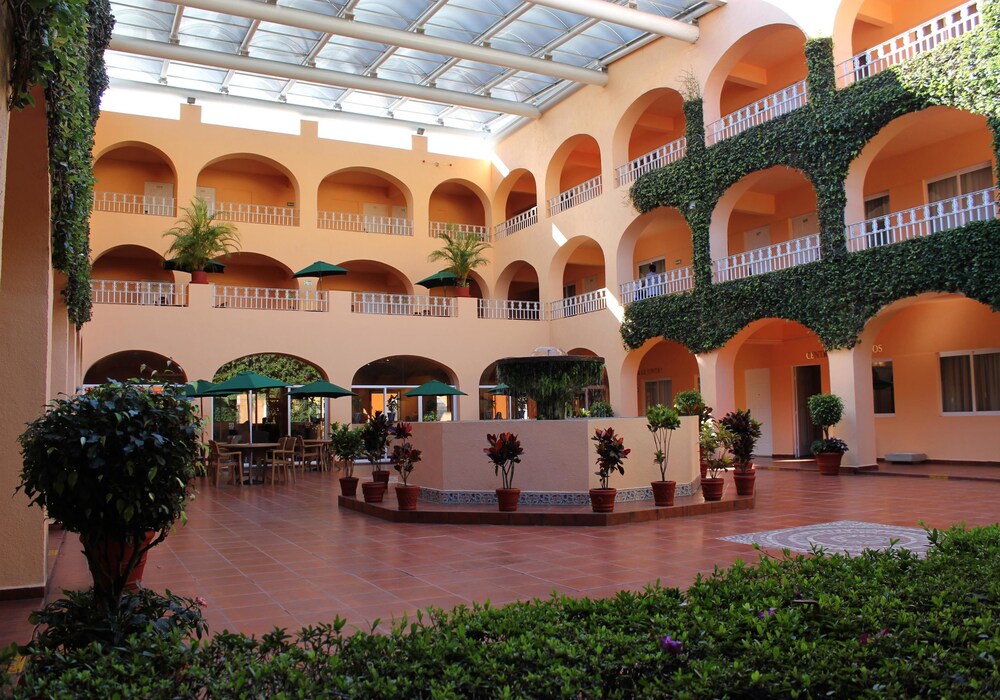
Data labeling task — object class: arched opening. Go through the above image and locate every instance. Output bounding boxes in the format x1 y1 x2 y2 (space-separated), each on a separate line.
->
317 168 413 236
546 135 602 216
428 180 489 240
617 208 694 303
84 350 186 384
495 169 539 237
567 347 611 416
92 245 170 282
862 294 1000 462
634 340 700 415
613 88 686 188
479 361 534 420
211 353 327 443
550 236 607 318
727 318 828 458
352 356 459 423
93 143 177 216
846 107 996 252
318 260 412 296
495 260 540 304
197 155 299 226
712 166 820 282
704 25 808 144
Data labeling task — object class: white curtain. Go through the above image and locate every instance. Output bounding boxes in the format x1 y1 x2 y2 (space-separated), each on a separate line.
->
974 352 1000 412
940 355 972 412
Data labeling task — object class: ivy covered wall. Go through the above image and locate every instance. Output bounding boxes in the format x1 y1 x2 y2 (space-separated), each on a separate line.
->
623 0 1000 354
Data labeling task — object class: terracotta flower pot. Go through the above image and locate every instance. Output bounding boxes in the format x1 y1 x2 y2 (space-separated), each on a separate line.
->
191 270 208 284
650 480 676 507
339 476 359 498
815 452 843 475
93 531 156 592
699 458 708 479
700 477 724 502
733 469 756 496
395 484 420 511
589 487 617 513
496 487 521 512
372 470 390 484
455 285 471 297
361 480 386 503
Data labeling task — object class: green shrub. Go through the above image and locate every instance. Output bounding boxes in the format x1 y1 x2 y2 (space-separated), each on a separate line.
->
587 400 614 417
673 389 705 416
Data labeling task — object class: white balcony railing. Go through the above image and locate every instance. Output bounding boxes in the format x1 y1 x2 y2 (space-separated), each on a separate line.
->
477 298 545 321
429 221 491 241
837 1 981 87
214 286 328 312
620 266 694 304
616 138 687 188
212 202 298 226
351 292 455 317
92 191 176 217
91 280 188 306
550 288 608 320
706 81 808 146
713 233 821 283
318 211 413 236
495 206 538 239
548 175 603 216
846 186 998 252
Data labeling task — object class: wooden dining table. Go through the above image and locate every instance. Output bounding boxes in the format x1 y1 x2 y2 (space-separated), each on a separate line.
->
225 442 279 484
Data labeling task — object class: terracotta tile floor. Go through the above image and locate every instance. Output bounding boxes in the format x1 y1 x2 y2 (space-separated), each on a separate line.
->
3 464 999 647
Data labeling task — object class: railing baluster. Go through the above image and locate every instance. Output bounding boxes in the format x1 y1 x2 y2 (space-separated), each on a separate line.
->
616 138 687 187
706 81 808 146
495 206 538 239
547 176 604 216
712 234 822 283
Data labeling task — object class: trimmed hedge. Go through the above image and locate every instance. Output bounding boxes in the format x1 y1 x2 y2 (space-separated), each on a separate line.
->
7 524 1000 698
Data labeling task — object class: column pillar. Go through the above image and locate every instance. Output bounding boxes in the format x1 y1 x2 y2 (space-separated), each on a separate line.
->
827 345 878 469
696 349 736 418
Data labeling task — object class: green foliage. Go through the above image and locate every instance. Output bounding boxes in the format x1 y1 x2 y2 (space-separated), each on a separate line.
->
808 393 844 437
672 389 705 416
388 422 421 485
587 400 614 417
720 409 762 472
163 197 241 273
624 8 1000 352
14 525 1000 698
426 229 491 286
591 427 630 489
699 419 734 478
214 354 323 423
646 404 681 481
497 356 604 420
359 411 391 473
17 380 202 610
484 432 524 489
329 422 364 478
6 0 113 327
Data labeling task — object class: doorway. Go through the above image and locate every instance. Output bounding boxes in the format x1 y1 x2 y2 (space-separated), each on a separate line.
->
744 368 773 456
794 365 823 457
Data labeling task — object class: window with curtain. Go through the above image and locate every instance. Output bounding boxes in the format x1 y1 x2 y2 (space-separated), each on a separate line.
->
974 352 1000 412
872 360 895 414
940 350 1000 413
928 165 995 232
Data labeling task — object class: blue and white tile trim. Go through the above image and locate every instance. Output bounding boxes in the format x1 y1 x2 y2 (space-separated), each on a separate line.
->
418 480 697 506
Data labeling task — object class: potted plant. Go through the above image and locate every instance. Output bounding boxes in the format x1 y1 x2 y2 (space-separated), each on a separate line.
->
386 393 399 422
673 389 705 417
646 404 681 506
485 432 524 511
699 419 734 502
330 422 364 497
590 427 630 513
360 411 391 502
721 409 762 496
588 401 614 418
387 422 422 511
808 393 849 475
17 380 202 615
162 196 240 283
426 228 490 297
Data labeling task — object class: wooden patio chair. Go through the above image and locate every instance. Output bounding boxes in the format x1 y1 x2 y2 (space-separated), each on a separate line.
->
208 440 243 487
264 436 296 484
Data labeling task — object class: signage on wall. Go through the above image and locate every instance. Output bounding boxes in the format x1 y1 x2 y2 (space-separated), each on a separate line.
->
805 350 828 360
638 367 662 376
872 344 884 354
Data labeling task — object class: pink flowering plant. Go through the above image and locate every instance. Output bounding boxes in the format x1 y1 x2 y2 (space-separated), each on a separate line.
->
484 432 524 489
591 427 630 489
388 422 421 486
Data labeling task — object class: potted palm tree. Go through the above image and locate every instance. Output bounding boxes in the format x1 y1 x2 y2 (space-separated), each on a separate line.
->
330 422 364 497
721 409 762 496
590 427 630 513
646 404 681 506
360 411 392 502
427 229 490 297
388 422 422 511
485 432 525 511
162 196 240 283
808 393 849 475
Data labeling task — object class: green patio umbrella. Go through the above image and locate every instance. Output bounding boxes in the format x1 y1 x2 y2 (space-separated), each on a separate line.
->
404 379 466 397
205 372 290 443
416 269 459 289
487 383 510 395
164 258 226 274
292 261 349 278
182 379 218 397
289 380 356 398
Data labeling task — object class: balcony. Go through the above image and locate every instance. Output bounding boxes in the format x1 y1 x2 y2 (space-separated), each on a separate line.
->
713 233 821 283
318 211 413 236
213 286 328 312
838 1 981 88
616 138 687 188
429 221 491 241
351 292 455 317
620 266 694 304
551 288 608 320
495 206 538 239
846 186 998 252
706 81 808 146
92 191 175 217
547 176 603 216
91 280 188 306
477 298 544 321
212 202 298 227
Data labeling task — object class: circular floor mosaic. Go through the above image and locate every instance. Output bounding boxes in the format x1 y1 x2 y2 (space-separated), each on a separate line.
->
720 520 930 556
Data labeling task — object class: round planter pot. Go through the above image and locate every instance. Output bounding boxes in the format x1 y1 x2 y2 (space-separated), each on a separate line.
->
650 480 676 507
733 469 756 496
339 476 359 498
589 487 617 513
815 452 843 475
455 285 471 297
699 458 708 480
361 480 386 503
191 270 208 284
700 477 725 502
372 470 390 485
395 484 420 511
93 531 156 592
496 487 521 512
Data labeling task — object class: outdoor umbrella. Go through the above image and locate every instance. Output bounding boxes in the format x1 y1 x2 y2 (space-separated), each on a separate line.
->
290 380 357 438
487 383 509 394
205 372 290 443
404 380 467 421
164 258 226 274
415 269 459 289
292 261 349 279
182 379 218 397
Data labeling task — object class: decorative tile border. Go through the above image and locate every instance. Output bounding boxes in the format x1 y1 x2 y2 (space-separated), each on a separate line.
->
720 520 930 556
418 481 698 506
